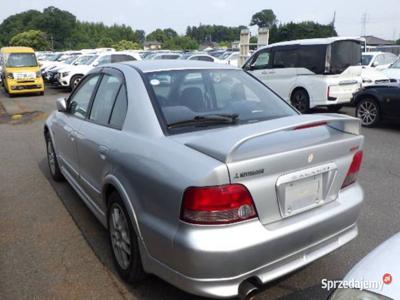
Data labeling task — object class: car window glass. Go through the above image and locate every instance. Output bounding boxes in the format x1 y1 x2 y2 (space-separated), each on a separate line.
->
198 56 214 62
252 51 270 70
69 75 100 119
297 45 326 74
110 85 128 129
375 55 385 65
97 55 111 66
273 49 297 68
89 74 122 125
112 54 136 63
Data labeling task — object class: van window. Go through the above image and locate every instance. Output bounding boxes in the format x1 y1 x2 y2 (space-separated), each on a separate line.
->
330 40 361 74
297 45 327 74
250 50 271 70
272 49 297 68
6 53 38 68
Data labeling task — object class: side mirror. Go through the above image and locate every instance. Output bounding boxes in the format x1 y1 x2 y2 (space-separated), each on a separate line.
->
92 62 99 67
56 97 67 112
372 61 379 67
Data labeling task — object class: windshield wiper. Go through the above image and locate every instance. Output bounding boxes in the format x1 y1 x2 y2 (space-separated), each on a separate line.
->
167 114 239 129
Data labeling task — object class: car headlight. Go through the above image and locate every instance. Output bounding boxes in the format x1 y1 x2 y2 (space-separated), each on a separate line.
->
6 72 14 79
330 288 391 300
61 71 70 77
36 71 42 78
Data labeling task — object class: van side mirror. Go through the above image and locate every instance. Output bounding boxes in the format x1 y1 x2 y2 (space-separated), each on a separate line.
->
372 61 379 67
56 97 67 112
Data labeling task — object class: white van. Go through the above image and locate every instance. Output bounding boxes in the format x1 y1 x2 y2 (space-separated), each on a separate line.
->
243 37 363 112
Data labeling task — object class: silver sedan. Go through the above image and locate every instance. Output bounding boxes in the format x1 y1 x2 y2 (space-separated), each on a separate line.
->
44 60 364 299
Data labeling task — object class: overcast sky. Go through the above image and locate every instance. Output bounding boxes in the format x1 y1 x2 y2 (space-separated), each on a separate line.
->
2 0 400 40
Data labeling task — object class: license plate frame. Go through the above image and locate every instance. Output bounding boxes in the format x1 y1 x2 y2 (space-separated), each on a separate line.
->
276 163 337 218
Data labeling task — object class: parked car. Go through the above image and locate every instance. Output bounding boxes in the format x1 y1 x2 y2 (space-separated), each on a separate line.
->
45 60 364 299
0 46 44 96
352 85 400 127
243 37 363 113
149 52 182 60
43 55 81 84
179 52 223 63
362 51 398 71
55 52 141 90
220 51 241 66
329 233 400 300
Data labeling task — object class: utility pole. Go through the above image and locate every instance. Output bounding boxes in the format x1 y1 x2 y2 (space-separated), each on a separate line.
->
361 13 368 37
331 11 336 36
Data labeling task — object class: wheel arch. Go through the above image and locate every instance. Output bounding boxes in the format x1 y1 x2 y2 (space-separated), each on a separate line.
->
353 93 382 109
102 175 144 241
290 86 310 101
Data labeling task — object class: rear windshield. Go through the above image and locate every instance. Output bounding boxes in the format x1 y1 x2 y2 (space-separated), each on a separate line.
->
330 41 361 74
6 53 38 68
144 69 296 134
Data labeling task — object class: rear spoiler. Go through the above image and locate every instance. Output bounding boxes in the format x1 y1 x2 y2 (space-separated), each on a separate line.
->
185 114 361 163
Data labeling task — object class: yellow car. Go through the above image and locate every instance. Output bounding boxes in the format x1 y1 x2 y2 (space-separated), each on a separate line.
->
0 47 44 96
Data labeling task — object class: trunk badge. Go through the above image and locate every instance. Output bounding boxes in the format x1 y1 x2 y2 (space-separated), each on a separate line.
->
308 154 314 163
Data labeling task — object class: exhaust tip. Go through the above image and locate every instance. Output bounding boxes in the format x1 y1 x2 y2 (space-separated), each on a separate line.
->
238 279 259 300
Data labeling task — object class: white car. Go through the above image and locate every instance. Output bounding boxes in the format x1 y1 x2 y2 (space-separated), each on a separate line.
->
362 52 398 71
179 53 224 63
219 52 241 67
244 37 363 113
56 52 141 90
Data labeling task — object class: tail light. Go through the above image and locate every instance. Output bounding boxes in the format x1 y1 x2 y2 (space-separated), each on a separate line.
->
181 184 257 225
342 151 363 188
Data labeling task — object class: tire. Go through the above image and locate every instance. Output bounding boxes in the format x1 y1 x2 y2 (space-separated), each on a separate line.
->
45 133 64 181
355 98 381 127
291 89 310 113
108 192 146 283
327 104 343 112
39 91 44 96
70 75 82 91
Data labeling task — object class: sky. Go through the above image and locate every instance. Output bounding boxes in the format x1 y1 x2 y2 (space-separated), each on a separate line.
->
1 0 400 41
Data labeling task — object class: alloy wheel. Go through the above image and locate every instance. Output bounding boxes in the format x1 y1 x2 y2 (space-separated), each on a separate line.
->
357 100 378 126
47 139 56 176
109 204 132 270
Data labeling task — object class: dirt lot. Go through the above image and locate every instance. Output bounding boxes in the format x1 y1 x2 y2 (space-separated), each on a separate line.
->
1 87 400 300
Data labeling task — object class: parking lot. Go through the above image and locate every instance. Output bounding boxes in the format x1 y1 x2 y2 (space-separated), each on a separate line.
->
1 86 400 300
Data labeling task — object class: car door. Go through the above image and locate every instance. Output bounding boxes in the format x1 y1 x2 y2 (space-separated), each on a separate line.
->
75 68 127 209
52 74 101 182
245 48 273 86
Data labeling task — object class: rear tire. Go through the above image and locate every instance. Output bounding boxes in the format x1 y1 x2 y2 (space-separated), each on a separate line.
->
327 104 343 112
291 89 310 113
355 98 381 127
108 192 146 283
45 133 64 181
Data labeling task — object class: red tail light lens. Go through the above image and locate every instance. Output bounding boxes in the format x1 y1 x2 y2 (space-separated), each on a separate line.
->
181 184 257 225
342 151 363 188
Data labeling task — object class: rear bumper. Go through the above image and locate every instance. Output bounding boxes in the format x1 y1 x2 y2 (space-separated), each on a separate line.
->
143 183 363 298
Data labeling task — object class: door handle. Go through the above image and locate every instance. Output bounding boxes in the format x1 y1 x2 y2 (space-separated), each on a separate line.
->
98 146 109 160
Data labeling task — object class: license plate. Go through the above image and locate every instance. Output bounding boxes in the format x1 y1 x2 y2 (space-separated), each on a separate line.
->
283 174 323 216
15 72 35 80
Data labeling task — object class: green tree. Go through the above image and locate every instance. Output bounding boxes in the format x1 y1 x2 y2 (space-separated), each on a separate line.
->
146 28 178 43
10 30 50 50
112 40 141 50
162 36 198 50
250 9 277 28
270 21 337 43
186 25 247 43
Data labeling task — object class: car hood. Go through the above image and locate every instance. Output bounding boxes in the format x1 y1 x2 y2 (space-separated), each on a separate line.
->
383 68 400 79
361 68 388 80
344 232 400 299
171 114 361 163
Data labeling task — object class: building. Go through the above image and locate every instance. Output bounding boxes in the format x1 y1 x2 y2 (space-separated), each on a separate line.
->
363 36 394 47
144 41 162 50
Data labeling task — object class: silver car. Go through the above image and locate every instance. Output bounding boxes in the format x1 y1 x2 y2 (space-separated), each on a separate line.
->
44 61 364 299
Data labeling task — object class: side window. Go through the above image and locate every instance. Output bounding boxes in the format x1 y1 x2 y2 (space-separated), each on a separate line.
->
110 85 128 129
375 55 385 66
112 54 136 63
89 74 122 125
272 49 298 68
69 75 100 119
251 50 271 70
297 45 326 74
96 55 111 66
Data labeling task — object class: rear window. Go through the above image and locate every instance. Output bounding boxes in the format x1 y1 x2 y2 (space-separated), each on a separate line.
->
330 41 361 74
297 45 327 74
6 53 38 68
144 69 296 134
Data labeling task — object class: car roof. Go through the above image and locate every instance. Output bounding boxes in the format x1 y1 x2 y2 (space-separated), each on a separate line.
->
122 60 237 73
1 46 35 53
260 37 364 50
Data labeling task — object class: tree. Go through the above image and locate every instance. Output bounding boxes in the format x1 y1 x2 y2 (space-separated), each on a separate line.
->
250 9 277 28
162 36 198 50
10 30 50 50
270 21 337 43
112 40 141 50
186 25 247 43
146 28 178 43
